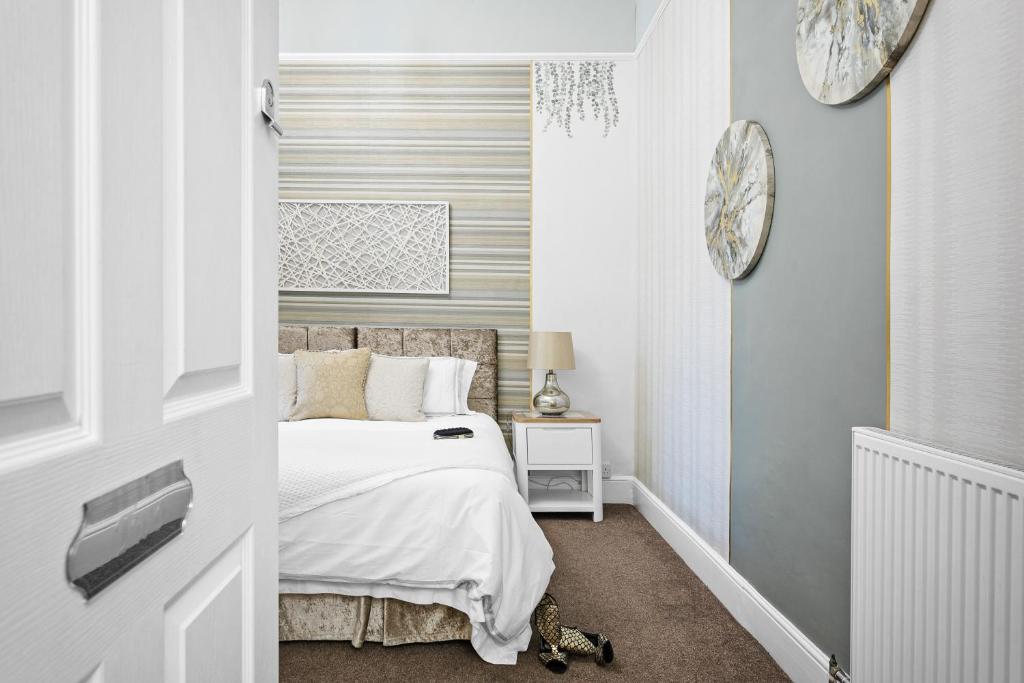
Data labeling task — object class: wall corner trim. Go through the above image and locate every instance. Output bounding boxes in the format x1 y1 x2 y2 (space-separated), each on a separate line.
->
629 477 831 683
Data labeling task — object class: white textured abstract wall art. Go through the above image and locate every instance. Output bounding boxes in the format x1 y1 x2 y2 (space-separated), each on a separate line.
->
278 201 450 294
704 121 775 280
796 0 931 105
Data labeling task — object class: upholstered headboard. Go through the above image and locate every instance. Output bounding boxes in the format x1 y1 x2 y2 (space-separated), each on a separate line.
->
279 325 498 420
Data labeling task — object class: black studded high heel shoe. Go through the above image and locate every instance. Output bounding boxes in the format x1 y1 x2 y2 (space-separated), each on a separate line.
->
559 626 614 665
533 593 569 673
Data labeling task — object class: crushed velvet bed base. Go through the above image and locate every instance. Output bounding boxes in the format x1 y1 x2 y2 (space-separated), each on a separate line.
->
279 594 471 646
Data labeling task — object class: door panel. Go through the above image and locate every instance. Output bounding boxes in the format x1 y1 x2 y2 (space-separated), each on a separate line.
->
164 0 250 405
0 0 69 406
165 531 252 683
181 0 244 380
0 0 277 680
0 0 96 446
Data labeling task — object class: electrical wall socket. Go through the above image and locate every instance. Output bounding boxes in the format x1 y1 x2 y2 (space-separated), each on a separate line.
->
601 463 612 478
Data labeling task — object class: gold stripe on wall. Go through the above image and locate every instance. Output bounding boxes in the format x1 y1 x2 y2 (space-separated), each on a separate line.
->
277 62 533 434
528 60 535 397
885 80 892 430
728 0 734 561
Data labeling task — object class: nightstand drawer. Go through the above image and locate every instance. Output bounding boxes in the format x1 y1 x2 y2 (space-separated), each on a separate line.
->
526 428 593 465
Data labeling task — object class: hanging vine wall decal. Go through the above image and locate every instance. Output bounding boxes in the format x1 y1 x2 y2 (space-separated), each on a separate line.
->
534 61 620 138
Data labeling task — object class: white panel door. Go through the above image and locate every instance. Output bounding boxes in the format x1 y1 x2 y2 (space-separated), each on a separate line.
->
0 0 278 681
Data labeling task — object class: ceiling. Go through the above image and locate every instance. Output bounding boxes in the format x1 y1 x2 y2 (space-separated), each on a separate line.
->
280 0 660 54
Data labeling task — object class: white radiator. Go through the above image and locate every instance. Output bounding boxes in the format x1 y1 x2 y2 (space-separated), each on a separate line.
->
852 428 1024 683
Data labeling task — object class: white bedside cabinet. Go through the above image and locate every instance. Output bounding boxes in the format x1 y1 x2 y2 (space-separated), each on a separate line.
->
512 411 603 522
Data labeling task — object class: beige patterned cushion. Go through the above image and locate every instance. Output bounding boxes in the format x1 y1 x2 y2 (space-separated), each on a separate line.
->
364 355 429 422
291 348 371 421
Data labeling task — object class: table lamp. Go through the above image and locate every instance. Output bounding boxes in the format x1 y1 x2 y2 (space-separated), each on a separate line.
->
527 331 575 416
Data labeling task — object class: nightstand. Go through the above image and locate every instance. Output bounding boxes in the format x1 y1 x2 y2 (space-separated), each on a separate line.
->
512 411 603 522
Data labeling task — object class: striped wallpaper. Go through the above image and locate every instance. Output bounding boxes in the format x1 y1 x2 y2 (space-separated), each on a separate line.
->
277 61 532 433
890 0 1024 469
635 2 731 557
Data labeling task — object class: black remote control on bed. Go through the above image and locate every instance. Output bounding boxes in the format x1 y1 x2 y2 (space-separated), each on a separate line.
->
433 427 474 440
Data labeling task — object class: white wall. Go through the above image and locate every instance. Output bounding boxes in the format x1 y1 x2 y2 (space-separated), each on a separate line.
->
634 1 731 556
280 0 637 54
890 0 1024 468
532 60 638 478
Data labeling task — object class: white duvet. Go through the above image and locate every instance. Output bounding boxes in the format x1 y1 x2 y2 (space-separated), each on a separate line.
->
278 414 554 665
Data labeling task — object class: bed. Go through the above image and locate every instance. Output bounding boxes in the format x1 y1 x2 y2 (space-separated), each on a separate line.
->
277 325 554 665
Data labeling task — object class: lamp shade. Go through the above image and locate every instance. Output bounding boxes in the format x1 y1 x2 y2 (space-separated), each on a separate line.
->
527 331 575 370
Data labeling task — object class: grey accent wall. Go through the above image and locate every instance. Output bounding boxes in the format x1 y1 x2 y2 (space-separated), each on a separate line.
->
729 1 887 667
280 0 637 54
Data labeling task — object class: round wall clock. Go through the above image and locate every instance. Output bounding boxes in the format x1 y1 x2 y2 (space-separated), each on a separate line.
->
704 120 775 280
796 0 931 106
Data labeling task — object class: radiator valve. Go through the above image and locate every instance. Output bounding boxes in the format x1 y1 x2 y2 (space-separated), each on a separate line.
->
829 655 851 683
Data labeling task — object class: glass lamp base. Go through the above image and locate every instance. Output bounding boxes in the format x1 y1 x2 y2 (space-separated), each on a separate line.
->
533 370 570 416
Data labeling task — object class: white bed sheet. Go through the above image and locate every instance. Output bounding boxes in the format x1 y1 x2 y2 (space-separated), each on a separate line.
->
278 414 554 665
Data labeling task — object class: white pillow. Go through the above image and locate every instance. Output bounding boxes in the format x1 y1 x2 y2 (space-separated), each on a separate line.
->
365 354 429 421
457 359 478 414
278 353 296 421
421 357 461 415
421 357 478 415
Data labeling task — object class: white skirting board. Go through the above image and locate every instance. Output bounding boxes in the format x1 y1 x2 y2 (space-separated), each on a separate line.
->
620 477 831 683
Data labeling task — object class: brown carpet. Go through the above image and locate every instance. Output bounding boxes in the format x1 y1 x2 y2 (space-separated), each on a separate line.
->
280 505 790 682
